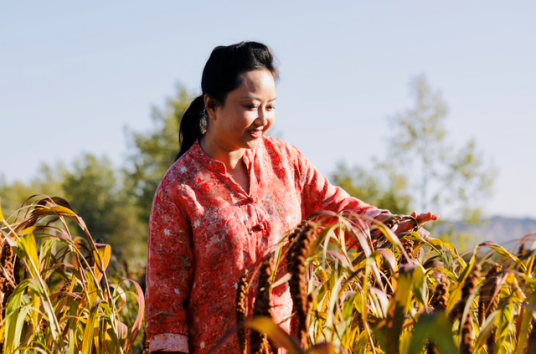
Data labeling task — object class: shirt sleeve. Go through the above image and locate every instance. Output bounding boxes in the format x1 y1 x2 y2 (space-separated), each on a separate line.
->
146 187 193 353
293 146 389 221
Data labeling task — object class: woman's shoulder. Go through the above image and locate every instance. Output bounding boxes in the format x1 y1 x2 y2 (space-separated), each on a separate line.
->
261 135 302 159
157 153 199 196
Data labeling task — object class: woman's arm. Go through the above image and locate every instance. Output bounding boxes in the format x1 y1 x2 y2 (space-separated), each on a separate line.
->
146 187 193 354
290 145 440 230
292 146 386 220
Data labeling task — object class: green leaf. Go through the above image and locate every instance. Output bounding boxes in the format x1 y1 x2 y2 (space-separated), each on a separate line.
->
81 300 103 354
385 264 415 354
474 310 498 351
4 279 42 354
515 292 536 354
406 313 457 354
411 264 426 306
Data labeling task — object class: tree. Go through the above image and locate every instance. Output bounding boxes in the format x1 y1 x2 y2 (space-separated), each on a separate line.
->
62 154 118 240
389 75 496 222
331 75 496 248
123 85 192 223
0 163 66 216
62 154 147 262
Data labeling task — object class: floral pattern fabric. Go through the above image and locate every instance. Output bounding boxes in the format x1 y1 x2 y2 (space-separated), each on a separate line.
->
146 136 385 353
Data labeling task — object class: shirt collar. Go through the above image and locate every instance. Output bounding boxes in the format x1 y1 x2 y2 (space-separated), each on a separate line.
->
188 137 260 175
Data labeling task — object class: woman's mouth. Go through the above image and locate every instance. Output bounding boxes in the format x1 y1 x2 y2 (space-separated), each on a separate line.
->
248 129 263 139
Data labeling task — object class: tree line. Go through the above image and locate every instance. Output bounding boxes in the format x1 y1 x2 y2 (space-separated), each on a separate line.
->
0 76 496 261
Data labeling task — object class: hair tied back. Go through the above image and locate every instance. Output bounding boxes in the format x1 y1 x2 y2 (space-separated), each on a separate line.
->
175 41 278 161
177 95 207 160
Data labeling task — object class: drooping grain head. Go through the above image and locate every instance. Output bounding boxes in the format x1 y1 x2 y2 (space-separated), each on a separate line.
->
478 264 501 325
400 238 414 264
236 271 249 354
430 275 448 313
288 221 317 349
250 257 274 354
459 315 474 354
142 329 150 354
449 265 479 352
0 242 15 294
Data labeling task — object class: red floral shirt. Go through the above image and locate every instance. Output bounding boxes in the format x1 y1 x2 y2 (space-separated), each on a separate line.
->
146 136 384 353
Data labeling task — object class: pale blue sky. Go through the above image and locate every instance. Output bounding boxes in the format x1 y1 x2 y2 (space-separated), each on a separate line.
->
1 1 535 218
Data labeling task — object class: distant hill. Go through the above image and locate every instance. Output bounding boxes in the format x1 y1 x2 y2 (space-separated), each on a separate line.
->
436 216 536 248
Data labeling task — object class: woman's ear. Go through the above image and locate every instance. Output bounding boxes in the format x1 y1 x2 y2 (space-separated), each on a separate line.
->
204 94 217 120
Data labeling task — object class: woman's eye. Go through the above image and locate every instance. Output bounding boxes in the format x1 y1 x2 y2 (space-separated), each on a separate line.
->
246 105 257 110
268 106 275 110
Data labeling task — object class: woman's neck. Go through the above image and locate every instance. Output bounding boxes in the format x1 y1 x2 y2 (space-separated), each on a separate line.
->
199 133 245 173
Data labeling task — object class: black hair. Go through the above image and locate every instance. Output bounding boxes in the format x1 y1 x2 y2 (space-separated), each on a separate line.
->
176 41 278 160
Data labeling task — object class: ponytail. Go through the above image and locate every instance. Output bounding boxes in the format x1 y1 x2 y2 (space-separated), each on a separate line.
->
176 95 207 161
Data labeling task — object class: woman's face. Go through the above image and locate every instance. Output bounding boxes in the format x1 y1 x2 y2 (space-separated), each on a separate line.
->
205 69 276 151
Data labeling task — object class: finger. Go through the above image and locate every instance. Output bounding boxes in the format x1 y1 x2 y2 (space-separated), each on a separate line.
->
422 212 439 221
416 213 430 222
416 212 440 225
416 213 434 224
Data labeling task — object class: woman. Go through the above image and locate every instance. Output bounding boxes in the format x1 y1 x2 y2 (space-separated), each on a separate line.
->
146 41 438 353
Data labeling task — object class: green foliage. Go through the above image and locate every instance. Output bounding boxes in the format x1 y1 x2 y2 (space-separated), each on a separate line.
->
0 163 65 215
62 154 118 241
0 155 147 264
62 154 147 262
123 85 192 223
331 161 411 215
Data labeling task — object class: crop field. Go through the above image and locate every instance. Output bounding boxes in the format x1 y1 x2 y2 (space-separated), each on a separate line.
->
237 212 536 354
0 197 144 354
1 197 535 354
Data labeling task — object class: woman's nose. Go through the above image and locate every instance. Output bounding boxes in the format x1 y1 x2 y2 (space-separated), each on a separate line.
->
255 108 269 126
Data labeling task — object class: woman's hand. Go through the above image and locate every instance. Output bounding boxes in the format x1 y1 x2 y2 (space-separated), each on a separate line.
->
375 211 439 235
395 211 439 234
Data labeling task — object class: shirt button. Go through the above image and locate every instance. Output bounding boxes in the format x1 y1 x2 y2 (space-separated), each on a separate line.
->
257 223 265 231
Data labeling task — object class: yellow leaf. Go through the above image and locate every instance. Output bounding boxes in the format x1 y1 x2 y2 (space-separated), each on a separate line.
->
246 317 303 354
87 270 99 306
93 244 111 282
32 205 77 218
49 205 77 216
18 233 40 278
19 226 36 235
428 238 443 250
